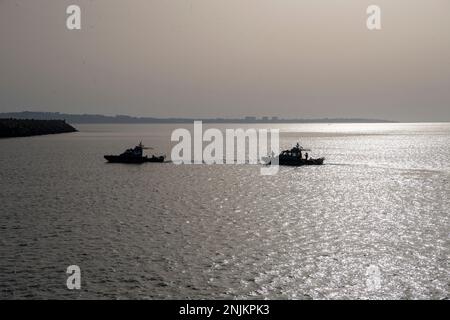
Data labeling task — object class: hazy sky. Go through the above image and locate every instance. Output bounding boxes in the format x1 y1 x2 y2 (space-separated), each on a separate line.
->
1 0 450 121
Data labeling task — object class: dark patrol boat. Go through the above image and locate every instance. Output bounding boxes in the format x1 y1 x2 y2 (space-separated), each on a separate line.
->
264 142 325 166
104 142 165 164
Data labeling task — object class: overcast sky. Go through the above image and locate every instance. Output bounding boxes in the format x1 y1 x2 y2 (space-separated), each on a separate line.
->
1 0 449 121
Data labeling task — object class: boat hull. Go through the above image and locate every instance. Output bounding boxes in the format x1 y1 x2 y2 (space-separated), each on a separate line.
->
104 155 165 164
264 157 325 166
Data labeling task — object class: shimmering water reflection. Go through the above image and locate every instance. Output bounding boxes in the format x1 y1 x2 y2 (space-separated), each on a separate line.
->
0 123 448 299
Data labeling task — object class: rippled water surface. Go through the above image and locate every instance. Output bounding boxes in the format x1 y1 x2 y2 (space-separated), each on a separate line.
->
0 123 449 299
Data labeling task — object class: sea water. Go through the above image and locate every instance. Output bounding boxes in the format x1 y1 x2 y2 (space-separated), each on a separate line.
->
0 123 448 299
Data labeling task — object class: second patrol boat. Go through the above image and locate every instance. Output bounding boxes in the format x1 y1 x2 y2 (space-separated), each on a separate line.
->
264 142 324 166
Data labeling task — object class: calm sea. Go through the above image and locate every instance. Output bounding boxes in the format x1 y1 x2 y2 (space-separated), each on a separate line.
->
0 123 449 299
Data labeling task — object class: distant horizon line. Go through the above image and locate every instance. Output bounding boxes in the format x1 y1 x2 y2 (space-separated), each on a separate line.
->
0 111 402 124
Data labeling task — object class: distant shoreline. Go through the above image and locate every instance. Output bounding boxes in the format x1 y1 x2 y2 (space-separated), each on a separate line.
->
0 112 397 124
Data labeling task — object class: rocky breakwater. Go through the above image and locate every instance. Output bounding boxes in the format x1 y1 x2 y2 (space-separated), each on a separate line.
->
0 118 77 138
